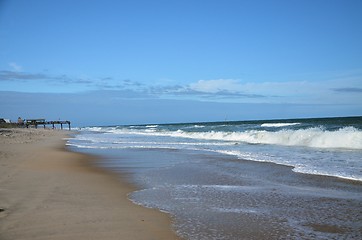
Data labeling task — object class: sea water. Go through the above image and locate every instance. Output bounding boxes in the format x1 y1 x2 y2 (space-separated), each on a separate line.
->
68 117 362 239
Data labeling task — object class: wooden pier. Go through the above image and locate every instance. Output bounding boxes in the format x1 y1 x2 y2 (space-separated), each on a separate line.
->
25 119 71 130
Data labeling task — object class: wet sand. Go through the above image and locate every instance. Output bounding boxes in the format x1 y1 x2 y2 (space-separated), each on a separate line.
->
0 129 179 240
85 147 362 240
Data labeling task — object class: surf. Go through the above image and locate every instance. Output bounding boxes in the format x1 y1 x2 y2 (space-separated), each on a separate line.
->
125 127 362 150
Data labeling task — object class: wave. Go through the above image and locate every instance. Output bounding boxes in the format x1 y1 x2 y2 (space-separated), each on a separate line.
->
73 125 362 181
292 167 362 182
137 127 362 150
261 123 301 127
250 127 362 149
84 126 362 150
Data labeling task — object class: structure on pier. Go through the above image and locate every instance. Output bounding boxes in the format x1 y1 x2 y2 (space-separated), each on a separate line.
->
25 119 71 130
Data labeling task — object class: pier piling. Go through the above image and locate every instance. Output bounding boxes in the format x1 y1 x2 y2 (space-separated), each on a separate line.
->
25 119 71 130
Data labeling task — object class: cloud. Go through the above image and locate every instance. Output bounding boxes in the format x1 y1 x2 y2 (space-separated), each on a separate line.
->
52 74 94 85
0 70 97 85
189 79 243 93
92 79 146 91
332 87 362 93
172 77 362 104
0 70 150 94
0 71 47 81
122 79 144 87
165 88 266 99
9 62 23 72
1 69 361 105
181 79 323 101
147 79 267 100
138 79 267 101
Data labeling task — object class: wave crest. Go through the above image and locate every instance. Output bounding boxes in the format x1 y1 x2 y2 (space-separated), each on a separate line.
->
169 127 362 150
85 126 362 150
261 122 301 127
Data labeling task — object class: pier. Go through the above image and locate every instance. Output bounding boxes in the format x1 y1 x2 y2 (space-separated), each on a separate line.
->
25 119 71 130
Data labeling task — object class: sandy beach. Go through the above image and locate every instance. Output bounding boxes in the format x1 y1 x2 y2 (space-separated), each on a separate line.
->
0 128 179 240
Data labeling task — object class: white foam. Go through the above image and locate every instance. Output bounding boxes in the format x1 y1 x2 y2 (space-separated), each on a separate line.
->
81 126 108 132
252 127 362 149
66 143 109 149
211 207 258 214
261 122 301 127
150 127 362 150
292 167 362 182
85 125 362 150
71 125 362 182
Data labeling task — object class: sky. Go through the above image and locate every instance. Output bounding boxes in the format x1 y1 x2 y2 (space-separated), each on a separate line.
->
0 0 361 126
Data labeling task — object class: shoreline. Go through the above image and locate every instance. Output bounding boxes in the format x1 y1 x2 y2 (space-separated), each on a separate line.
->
0 128 180 240
81 146 362 239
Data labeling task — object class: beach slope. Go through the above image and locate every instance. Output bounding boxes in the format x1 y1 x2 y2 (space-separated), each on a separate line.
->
0 129 178 240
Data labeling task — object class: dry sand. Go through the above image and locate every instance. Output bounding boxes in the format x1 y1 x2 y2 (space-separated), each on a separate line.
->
0 128 179 240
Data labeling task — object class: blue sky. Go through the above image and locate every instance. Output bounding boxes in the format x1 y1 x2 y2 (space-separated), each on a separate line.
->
0 0 361 126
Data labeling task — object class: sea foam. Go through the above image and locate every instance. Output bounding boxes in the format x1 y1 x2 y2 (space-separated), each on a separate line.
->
93 125 362 150
152 127 362 150
261 122 301 127
71 117 362 183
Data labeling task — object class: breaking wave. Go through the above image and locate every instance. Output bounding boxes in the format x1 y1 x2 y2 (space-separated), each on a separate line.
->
170 127 362 150
109 127 362 150
261 122 301 127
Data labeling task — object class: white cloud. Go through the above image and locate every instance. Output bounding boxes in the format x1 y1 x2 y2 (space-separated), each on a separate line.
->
189 79 243 93
183 76 362 104
1 67 360 105
9 62 23 72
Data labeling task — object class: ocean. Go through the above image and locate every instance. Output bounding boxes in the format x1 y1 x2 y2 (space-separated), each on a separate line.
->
68 116 362 239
